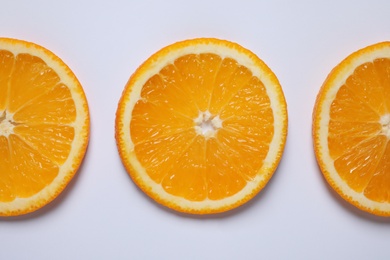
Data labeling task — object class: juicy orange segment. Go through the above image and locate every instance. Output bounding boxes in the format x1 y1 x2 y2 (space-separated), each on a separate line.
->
313 41 390 216
116 38 288 214
0 38 89 216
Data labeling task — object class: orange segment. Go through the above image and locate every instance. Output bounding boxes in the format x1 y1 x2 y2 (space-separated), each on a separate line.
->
0 136 12 202
333 136 387 192
161 135 207 201
0 50 14 110
209 59 253 114
141 69 198 117
313 41 390 216
205 137 247 200
374 58 390 112
14 124 75 165
9 134 59 198
330 84 380 122
130 99 194 145
328 120 381 159
8 53 60 113
364 142 390 202
219 76 270 118
134 130 197 184
0 38 89 216
13 83 76 124
173 53 222 111
116 38 287 214
345 62 386 114
221 114 273 174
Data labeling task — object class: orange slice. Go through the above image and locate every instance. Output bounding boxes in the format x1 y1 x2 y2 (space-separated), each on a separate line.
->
0 38 89 216
313 41 390 216
116 38 288 214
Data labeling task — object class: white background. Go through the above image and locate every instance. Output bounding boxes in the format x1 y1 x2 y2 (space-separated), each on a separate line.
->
1 1 390 259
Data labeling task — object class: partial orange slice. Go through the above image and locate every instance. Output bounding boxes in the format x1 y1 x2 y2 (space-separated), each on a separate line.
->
0 38 89 216
116 38 288 214
313 41 390 216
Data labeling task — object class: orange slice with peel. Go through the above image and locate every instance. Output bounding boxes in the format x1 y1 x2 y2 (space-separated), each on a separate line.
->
313 41 390 216
0 38 89 216
116 38 287 214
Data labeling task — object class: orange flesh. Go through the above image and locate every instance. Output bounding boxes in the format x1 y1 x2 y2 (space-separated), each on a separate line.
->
0 50 75 202
130 53 274 201
328 58 390 202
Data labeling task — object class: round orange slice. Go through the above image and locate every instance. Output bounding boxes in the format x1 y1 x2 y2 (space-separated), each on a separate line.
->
116 38 288 214
313 41 390 216
0 38 89 216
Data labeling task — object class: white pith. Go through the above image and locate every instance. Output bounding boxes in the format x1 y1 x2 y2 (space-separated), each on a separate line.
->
193 110 222 139
0 111 15 138
380 114 390 139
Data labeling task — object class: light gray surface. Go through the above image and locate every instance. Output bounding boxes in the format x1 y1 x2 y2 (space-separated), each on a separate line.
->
1 1 390 259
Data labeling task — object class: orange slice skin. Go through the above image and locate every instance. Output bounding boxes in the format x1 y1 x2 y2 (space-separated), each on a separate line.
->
313 41 390 217
116 38 288 214
0 38 89 217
